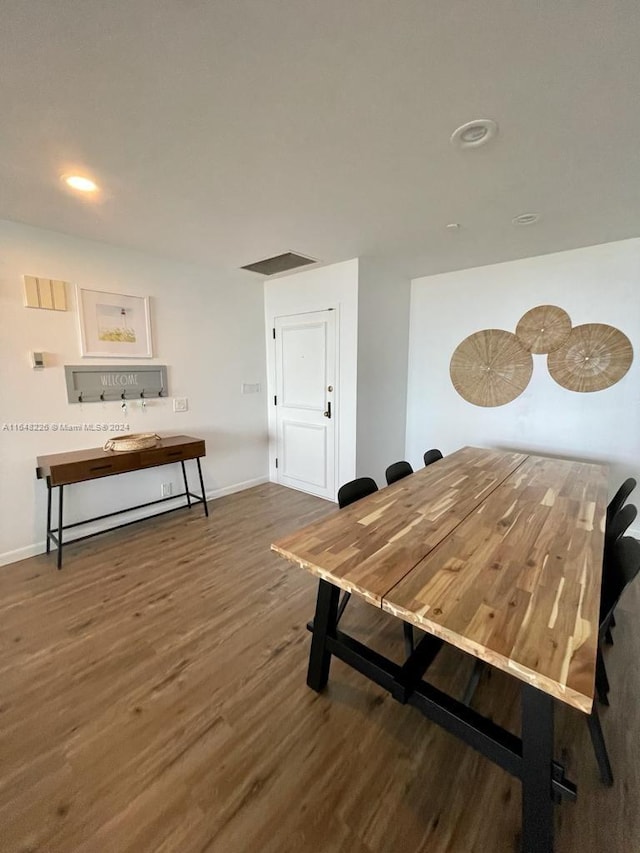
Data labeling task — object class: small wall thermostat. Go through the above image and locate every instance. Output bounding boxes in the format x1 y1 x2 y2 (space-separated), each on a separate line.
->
31 351 45 369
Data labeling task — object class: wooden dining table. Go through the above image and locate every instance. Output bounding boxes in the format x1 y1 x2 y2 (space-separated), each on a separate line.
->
271 446 609 853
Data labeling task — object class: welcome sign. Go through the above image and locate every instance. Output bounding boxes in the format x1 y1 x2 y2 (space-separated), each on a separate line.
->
64 365 168 403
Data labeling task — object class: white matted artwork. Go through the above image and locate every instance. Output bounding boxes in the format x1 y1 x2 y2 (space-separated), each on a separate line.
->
77 287 153 358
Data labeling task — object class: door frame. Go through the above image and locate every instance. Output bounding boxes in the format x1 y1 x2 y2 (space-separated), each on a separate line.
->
268 306 340 502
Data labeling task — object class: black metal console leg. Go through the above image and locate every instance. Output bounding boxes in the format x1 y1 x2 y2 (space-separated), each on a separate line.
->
307 579 340 692
46 483 52 554
181 461 192 508
586 704 614 786
56 485 64 570
196 458 209 517
521 685 555 853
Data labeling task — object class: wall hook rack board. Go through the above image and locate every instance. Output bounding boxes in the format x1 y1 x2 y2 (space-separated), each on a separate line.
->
65 365 168 404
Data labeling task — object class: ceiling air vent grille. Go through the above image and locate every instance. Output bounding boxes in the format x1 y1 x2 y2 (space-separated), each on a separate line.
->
241 252 318 276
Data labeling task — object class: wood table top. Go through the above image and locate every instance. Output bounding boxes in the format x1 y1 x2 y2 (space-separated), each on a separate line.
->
271 447 608 712
272 447 527 605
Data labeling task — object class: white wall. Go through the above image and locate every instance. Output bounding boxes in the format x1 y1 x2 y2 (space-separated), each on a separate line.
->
406 238 640 528
264 259 359 496
356 258 411 485
0 220 268 565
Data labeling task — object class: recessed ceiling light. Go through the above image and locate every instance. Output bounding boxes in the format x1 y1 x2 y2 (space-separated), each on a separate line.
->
446 223 461 230
63 175 98 193
512 213 540 226
450 119 498 149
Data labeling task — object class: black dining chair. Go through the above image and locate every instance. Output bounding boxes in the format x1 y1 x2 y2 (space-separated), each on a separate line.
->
596 527 640 703
595 507 636 696
606 477 637 526
337 477 378 510
600 503 637 649
605 503 637 549
385 460 413 486
335 476 415 656
587 535 640 785
423 448 443 467
603 489 637 641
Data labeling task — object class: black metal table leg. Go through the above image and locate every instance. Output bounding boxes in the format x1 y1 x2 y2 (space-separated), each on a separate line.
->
521 684 555 853
462 659 485 706
586 704 614 785
196 457 208 517
336 591 351 623
181 461 192 508
403 621 414 658
307 579 340 692
56 485 64 570
46 481 52 554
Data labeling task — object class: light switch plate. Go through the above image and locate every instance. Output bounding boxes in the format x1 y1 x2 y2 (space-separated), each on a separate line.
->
241 383 261 394
173 397 188 413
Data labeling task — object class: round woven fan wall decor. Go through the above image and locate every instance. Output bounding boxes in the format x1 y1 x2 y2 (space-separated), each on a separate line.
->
547 323 633 392
450 329 533 407
515 304 572 354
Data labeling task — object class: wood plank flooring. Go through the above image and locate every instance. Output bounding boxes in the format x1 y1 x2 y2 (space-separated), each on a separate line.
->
0 483 638 852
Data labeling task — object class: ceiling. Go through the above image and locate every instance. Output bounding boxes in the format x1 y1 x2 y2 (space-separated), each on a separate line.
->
1 0 639 278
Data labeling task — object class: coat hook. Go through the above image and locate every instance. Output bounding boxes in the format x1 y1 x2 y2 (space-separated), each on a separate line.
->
100 391 105 401
78 392 83 403
158 386 164 398
121 390 127 400
140 389 145 398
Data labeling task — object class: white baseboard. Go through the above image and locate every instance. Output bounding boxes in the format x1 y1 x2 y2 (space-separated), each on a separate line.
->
0 475 269 568
0 542 44 567
206 475 269 501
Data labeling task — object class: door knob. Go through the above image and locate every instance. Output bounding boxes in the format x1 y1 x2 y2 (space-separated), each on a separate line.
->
324 401 332 419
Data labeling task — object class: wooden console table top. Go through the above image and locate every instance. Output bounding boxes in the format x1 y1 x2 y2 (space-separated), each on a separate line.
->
36 435 206 486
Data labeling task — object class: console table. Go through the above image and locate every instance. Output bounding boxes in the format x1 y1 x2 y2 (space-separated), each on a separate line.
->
36 434 207 568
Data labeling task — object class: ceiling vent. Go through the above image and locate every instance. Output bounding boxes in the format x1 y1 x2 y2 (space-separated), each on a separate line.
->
241 251 318 276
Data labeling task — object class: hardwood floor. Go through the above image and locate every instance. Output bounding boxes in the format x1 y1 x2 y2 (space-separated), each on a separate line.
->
0 483 638 852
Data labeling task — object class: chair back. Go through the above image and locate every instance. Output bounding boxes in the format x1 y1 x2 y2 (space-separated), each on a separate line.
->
385 461 413 486
600 536 640 629
605 503 637 547
607 477 637 524
337 477 378 509
423 448 443 467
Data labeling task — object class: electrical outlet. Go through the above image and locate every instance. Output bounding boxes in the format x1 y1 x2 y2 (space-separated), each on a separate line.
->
241 382 261 394
161 482 172 498
173 397 188 413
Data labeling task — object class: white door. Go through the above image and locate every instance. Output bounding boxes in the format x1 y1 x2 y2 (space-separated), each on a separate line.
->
274 310 336 500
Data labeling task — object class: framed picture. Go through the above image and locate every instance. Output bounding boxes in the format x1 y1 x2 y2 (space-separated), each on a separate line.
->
77 287 153 358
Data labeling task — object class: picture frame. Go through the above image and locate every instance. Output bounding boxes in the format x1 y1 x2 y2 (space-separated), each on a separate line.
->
77 287 153 358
